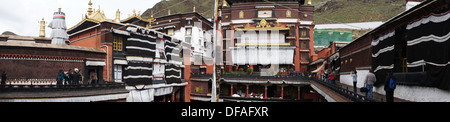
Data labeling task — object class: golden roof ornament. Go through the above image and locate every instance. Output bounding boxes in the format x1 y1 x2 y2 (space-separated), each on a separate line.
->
88 0 93 15
235 19 289 31
114 9 121 23
193 6 196 12
39 17 46 37
151 10 154 18
256 19 271 28
223 0 229 7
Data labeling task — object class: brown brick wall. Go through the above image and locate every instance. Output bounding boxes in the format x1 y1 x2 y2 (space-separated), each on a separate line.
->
0 59 84 79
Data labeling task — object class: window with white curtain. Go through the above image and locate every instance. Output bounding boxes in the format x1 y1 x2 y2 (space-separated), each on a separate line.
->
114 65 122 82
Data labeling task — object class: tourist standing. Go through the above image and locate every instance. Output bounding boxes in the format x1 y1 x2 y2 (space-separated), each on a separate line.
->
351 70 357 95
89 71 97 84
328 71 335 84
68 69 74 85
73 68 82 85
1 71 6 85
57 70 64 86
364 70 376 99
63 71 69 85
384 71 396 102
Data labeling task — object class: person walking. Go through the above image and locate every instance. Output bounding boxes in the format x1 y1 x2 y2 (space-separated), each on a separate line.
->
1 71 6 85
364 70 376 99
351 70 357 95
384 71 396 102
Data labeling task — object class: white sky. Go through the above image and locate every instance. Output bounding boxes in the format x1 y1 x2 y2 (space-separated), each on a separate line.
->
0 0 161 37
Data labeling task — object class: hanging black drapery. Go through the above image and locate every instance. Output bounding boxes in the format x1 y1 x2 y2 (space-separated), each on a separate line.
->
123 26 157 86
371 30 396 86
165 40 182 84
405 10 450 90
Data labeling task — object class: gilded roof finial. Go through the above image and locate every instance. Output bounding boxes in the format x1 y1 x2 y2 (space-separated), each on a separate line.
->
114 9 121 23
307 0 312 5
151 10 154 18
88 0 93 15
168 9 171 15
193 6 196 12
39 17 46 37
58 8 61 12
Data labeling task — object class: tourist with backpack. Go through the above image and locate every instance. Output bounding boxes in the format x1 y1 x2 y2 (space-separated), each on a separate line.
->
384 71 396 102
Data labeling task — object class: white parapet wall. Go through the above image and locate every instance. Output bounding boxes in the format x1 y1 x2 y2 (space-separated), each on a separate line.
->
339 69 369 88
341 69 450 102
374 84 450 102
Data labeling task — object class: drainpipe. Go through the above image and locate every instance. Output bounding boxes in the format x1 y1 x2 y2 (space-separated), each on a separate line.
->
101 45 110 82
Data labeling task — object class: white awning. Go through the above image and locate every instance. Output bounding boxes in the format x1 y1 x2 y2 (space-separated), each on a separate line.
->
86 61 106 66
114 59 128 65
312 61 327 73
154 87 173 96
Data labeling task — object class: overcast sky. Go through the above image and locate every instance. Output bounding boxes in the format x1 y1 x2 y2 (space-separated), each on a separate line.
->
0 0 161 37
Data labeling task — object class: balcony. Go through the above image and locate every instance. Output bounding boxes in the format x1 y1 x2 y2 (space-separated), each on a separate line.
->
191 72 310 85
0 82 128 102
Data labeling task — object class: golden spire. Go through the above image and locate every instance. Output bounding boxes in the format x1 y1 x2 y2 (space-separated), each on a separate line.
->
223 0 229 7
151 10 154 18
114 9 121 23
307 0 312 5
39 18 46 37
58 8 61 12
168 9 171 15
87 0 93 16
193 6 196 12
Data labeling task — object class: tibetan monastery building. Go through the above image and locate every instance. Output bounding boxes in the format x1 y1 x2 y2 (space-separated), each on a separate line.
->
67 1 189 102
220 0 315 73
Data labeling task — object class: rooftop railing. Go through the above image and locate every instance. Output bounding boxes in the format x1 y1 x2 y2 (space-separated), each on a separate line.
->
0 82 126 92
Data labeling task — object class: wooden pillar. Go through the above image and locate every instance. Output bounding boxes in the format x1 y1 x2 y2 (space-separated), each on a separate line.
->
246 85 249 98
230 84 234 97
172 93 175 102
264 85 268 99
281 87 284 100
297 86 301 100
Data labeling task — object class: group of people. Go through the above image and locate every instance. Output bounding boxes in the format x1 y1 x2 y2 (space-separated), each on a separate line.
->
316 70 336 84
56 68 83 85
351 69 396 102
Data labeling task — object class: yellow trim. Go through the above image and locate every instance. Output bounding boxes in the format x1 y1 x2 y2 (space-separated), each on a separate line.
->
67 18 100 33
235 27 290 31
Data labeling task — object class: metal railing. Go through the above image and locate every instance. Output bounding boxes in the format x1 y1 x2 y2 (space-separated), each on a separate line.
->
191 73 380 102
191 72 311 81
0 82 126 92
310 77 380 102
